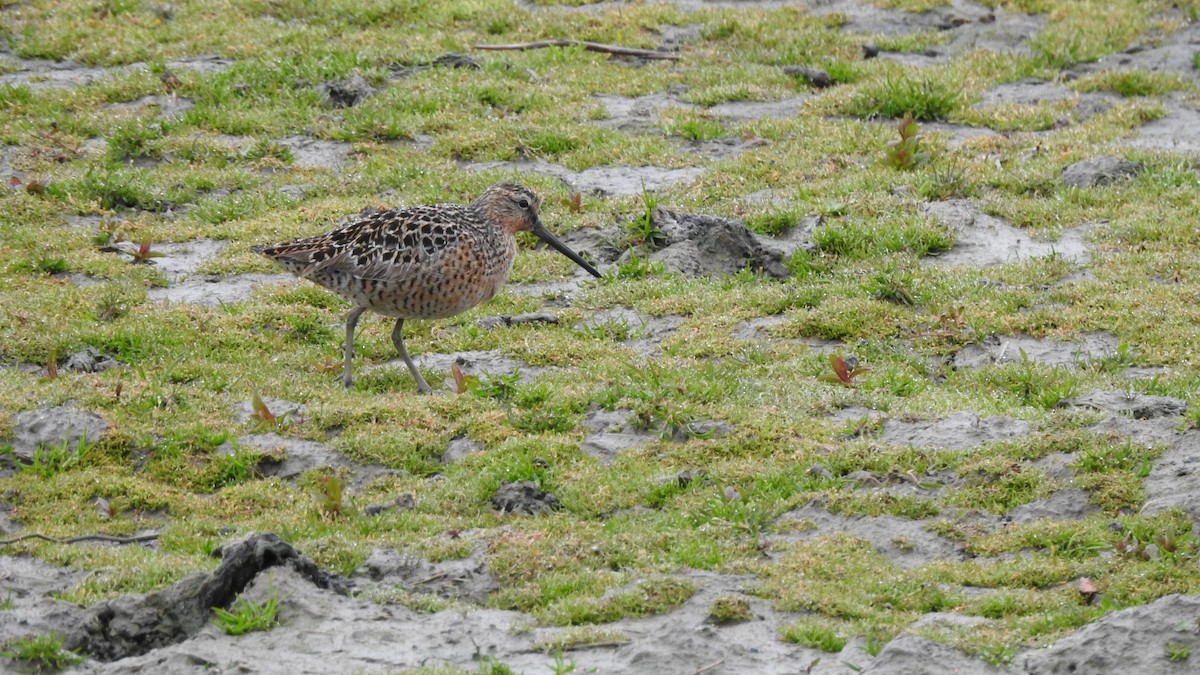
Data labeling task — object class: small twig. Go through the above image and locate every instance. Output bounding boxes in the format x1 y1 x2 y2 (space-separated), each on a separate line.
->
691 658 725 675
474 39 681 61
567 641 627 650
0 532 160 547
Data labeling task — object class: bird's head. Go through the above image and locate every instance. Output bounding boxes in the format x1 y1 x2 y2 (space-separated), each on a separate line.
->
472 182 601 278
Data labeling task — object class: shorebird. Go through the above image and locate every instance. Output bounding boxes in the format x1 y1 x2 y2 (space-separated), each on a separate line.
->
253 183 602 392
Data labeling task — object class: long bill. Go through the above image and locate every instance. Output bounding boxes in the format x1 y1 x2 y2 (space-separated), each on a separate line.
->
532 220 603 278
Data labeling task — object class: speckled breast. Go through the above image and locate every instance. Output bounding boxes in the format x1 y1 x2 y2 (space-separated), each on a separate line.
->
352 231 517 320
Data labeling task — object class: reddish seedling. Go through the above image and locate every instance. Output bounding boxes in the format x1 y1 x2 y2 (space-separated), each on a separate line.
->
93 220 125 249
884 112 929 169
451 362 479 394
1155 534 1179 554
250 392 277 425
6 175 47 193
561 191 583 213
828 354 870 385
1078 577 1099 605
125 240 166 264
316 475 348 518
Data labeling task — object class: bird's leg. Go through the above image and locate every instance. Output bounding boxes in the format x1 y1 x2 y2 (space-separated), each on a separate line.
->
392 318 433 394
343 306 367 388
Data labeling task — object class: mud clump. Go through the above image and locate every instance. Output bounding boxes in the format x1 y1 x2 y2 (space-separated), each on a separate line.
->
74 533 351 661
6 405 110 464
782 65 832 88
1006 489 1099 524
316 74 377 108
60 346 124 373
492 481 560 515
642 208 790 278
441 435 482 464
1062 155 1140 188
218 433 354 481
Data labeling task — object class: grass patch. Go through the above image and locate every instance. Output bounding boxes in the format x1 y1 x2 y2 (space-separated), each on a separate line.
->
708 595 754 623
781 617 849 652
530 627 630 653
212 586 281 635
1071 70 1192 98
0 633 82 672
843 73 965 121
813 215 955 259
869 0 952 11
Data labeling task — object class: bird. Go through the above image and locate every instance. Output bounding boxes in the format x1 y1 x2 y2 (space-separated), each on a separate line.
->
252 183 602 393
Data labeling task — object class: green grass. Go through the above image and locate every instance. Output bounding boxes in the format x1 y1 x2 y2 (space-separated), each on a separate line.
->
0 0 1199 666
1071 70 1193 98
1028 0 1155 69
781 617 849 652
662 111 726 141
530 627 630 653
16 433 98 479
870 0 951 11
212 586 281 635
0 633 82 672
842 73 966 121
708 595 754 623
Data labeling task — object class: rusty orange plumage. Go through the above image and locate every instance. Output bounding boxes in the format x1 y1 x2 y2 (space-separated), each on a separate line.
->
253 183 601 392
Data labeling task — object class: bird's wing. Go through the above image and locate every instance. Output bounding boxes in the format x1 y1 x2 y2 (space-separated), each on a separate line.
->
271 206 469 284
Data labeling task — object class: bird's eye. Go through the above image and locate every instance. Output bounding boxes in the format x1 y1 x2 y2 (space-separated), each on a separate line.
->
517 198 530 209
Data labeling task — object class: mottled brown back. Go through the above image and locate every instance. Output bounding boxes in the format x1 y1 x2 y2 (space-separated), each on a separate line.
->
252 185 540 319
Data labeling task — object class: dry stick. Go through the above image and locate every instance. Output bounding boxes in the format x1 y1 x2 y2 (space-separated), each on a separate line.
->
474 39 682 61
0 532 160 547
690 659 725 675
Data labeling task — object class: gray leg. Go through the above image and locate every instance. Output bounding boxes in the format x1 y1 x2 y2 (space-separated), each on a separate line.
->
343 306 367 388
392 318 432 394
